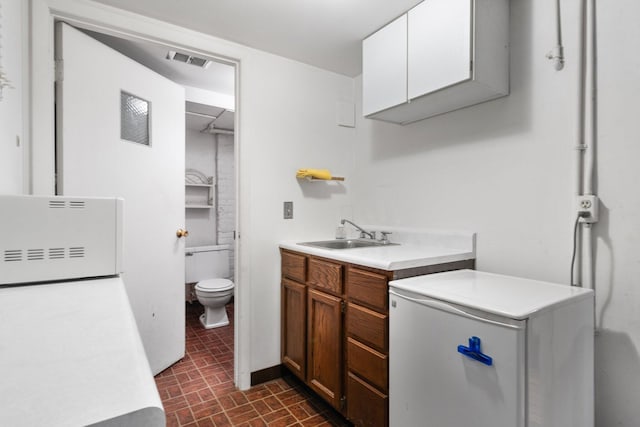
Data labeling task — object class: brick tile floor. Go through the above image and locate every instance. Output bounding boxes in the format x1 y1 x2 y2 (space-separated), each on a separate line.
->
155 302 351 427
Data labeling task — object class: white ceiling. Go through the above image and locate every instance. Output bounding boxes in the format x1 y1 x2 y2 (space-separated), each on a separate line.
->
90 0 423 77
84 30 235 131
87 30 235 96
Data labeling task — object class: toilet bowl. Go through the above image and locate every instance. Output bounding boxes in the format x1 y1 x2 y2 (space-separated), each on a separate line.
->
195 278 234 329
185 245 234 329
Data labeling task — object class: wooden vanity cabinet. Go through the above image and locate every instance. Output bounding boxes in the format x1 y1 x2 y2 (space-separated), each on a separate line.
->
281 248 474 426
345 266 392 427
281 278 306 380
308 288 343 408
307 256 344 409
281 251 307 380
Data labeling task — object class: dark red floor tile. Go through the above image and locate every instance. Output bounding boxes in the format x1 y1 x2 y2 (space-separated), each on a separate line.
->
156 302 351 426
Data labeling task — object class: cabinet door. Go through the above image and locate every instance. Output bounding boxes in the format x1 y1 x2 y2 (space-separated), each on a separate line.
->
281 278 306 380
362 14 408 116
408 0 472 99
307 288 343 409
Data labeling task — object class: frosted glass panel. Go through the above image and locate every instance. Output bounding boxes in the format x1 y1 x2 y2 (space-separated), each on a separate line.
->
121 91 150 145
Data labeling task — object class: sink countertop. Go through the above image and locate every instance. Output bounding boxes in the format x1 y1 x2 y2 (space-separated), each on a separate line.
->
280 227 476 271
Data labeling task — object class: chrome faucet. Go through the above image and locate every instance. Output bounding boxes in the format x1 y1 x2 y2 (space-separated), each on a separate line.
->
340 219 375 240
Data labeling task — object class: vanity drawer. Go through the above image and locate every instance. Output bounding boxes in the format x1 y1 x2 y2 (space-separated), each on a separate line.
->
347 372 388 427
281 250 306 282
347 302 387 353
308 257 343 295
347 337 388 391
347 267 389 312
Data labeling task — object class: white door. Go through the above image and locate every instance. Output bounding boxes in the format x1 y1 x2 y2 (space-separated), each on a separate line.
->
55 23 185 374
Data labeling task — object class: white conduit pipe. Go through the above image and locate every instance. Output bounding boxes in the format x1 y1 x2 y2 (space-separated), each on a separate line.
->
573 0 597 289
573 0 587 286
547 0 565 70
582 0 597 290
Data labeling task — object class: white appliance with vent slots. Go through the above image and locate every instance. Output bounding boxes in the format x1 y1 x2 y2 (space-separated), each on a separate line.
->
0 195 164 427
1 195 123 285
389 269 594 427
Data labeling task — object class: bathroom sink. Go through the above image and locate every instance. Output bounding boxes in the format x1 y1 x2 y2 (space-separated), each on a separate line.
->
298 239 398 250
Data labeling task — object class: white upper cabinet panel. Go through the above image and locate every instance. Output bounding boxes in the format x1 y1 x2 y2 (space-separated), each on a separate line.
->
362 0 509 125
408 0 472 99
362 14 408 117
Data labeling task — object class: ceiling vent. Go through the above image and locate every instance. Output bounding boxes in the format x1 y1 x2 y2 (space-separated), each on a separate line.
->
166 51 211 69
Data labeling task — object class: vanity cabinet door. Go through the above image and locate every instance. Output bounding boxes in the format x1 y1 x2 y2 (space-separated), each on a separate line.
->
307 288 343 410
281 278 306 380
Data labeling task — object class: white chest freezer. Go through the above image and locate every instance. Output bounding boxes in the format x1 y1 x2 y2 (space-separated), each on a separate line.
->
389 269 594 427
0 195 164 426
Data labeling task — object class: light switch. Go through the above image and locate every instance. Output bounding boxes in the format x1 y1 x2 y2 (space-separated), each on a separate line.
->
284 201 293 219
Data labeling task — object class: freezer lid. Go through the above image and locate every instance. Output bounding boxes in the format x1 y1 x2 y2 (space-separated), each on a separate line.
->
0 277 164 426
389 269 593 320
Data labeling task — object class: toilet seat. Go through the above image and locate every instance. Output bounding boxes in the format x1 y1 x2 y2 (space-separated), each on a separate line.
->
195 278 234 292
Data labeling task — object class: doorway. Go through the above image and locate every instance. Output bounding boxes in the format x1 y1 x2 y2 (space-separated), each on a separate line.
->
53 21 240 381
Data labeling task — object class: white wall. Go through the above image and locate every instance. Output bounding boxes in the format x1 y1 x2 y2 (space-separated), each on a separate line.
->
27 3 639 423
0 0 26 194
28 0 355 389
353 1 640 425
592 2 640 426
240 49 355 372
185 128 217 248
216 133 235 277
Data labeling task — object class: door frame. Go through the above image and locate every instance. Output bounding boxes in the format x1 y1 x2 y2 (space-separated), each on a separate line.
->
29 0 250 389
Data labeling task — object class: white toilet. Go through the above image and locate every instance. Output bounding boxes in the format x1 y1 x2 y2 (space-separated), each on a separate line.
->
185 245 234 329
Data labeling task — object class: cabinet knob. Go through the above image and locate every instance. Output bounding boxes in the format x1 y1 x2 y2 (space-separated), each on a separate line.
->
176 228 189 238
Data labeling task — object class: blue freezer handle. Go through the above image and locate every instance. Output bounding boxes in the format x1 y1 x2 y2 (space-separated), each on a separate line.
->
457 336 493 366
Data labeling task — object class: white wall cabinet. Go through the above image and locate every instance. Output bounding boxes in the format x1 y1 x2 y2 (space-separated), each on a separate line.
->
362 14 407 117
362 0 509 125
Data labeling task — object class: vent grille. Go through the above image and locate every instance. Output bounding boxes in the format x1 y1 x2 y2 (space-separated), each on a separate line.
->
69 201 86 209
69 247 85 258
3 247 87 262
49 248 65 259
49 200 66 208
27 249 45 261
4 250 22 262
166 50 211 69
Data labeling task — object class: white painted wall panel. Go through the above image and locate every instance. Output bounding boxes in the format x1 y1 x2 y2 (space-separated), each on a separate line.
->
355 1 640 425
29 0 356 390
0 0 25 194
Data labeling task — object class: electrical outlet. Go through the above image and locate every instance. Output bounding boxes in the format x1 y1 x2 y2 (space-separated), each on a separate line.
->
577 195 599 223
284 201 293 219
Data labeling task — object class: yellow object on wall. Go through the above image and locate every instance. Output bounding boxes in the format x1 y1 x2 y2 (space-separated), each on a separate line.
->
296 168 333 180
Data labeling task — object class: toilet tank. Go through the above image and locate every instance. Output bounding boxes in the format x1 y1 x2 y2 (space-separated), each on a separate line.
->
185 245 230 283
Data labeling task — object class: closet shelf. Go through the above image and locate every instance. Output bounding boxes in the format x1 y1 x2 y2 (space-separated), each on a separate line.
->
185 183 214 188
185 205 213 209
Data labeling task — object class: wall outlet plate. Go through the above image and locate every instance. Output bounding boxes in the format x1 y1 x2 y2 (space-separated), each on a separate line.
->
284 201 293 219
577 195 599 223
